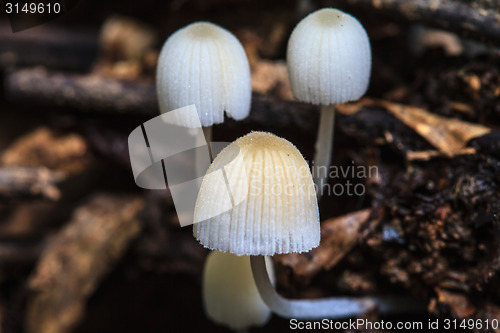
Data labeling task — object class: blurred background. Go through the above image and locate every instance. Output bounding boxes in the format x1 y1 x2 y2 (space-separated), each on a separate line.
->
0 0 499 332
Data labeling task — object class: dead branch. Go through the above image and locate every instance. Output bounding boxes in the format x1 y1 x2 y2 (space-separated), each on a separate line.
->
5 68 157 115
0 128 101 239
333 0 500 44
5 68 317 130
0 167 64 200
25 194 144 333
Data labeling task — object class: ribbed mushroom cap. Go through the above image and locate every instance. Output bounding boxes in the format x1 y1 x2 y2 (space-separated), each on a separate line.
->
287 8 371 105
193 131 320 256
203 251 274 330
156 22 251 127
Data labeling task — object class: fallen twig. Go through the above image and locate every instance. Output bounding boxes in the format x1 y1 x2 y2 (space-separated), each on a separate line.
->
5 68 317 129
334 0 500 45
0 166 64 200
25 194 144 333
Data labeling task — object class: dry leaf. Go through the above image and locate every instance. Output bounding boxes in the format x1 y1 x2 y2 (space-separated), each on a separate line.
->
406 147 476 161
275 209 370 280
337 98 491 157
434 288 476 318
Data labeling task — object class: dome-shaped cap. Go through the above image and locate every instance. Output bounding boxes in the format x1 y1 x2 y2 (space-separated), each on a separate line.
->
157 22 251 127
287 8 371 105
203 251 274 329
194 131 320 256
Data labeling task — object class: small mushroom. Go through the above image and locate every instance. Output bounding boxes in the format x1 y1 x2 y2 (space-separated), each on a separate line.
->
194 131 320 255
194 131 422 320
156 22 251 175
287 8 372 197
157 22 251 128
202 250 274 330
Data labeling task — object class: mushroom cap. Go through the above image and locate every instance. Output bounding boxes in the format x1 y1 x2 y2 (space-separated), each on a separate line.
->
287 8 372 105
203 251 274 330
156 22 251 127
193 131 320 256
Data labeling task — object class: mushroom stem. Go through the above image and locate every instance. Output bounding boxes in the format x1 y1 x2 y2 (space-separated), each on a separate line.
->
195 126 213 181
250 256 424 319
313 105 335 199
203 126 213 161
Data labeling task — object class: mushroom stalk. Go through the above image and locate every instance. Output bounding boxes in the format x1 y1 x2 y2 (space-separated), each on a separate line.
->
203 126 213 161
251 256 424 319
313 105 335 198
195 126 213 182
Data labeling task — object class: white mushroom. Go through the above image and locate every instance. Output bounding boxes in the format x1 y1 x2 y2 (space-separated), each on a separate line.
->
194 131 422 319
157 22 251 128
194 131 320 255
156 21 251 174
287 8 372 198
203 251 274 330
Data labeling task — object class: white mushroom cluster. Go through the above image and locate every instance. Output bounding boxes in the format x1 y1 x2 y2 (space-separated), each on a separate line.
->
156 8 419 329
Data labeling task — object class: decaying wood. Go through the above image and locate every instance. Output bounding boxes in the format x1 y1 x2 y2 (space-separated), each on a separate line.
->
275 209 371 282
0 127 99 239
5 68 317 129
25 194 144 333
0 127 91 173
334 0 500 44
0 166 64 200
5 68 158 115
6 69 496 155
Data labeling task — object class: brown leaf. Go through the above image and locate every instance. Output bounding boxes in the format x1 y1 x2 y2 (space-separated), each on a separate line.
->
0 127 90 174
434 288 476 318
337 98 491 157
275 209 370 280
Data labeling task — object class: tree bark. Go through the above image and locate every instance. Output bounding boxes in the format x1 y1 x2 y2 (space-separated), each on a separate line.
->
333 0 500 44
